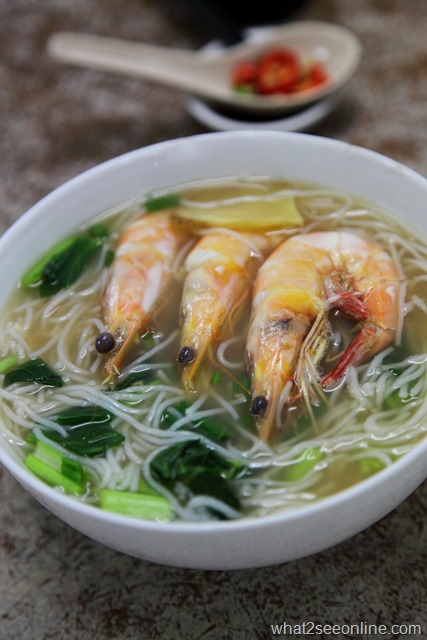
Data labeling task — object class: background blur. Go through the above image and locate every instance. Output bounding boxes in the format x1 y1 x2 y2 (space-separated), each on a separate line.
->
0 1 426 639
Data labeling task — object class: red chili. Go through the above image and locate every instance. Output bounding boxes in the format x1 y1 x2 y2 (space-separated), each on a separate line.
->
290 61 330 93
308 61 329 87
231 48 330 96
232 61 259 92
256 48 300 94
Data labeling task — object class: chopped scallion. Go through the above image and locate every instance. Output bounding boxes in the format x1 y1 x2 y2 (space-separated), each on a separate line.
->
284 447 323 482
0 355 19 375
99 489 172 521
359 456 387 477
24 440 86 495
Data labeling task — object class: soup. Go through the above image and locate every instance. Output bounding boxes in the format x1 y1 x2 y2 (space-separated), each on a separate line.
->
0 177 426 522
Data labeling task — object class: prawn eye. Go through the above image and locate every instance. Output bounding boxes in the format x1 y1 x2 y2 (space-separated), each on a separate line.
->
178 345 196 365
95 331 116 354
251 395 268 417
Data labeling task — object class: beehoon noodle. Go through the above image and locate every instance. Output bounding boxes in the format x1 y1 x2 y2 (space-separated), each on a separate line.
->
1 177 426 522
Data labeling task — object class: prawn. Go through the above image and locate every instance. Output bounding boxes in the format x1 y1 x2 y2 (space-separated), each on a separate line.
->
97 212 190 374
178 229 275 394
246 231 401 440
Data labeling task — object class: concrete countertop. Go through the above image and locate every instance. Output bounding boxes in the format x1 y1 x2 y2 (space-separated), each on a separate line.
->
0 1 426 638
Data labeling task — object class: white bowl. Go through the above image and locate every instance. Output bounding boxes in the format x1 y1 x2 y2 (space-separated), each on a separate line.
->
0 132 426 570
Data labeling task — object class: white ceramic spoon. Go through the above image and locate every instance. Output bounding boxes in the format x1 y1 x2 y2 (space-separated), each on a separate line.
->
47 21 362 117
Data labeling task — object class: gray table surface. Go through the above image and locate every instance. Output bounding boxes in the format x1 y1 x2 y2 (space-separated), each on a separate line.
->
0 1 426 638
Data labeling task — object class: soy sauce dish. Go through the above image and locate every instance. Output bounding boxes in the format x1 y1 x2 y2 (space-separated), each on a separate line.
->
0 132 426 570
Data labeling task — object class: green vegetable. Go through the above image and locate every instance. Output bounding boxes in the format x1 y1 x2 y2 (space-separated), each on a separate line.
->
188 470 240 511
239 415 253 430
160 400 230 444
0 355 19 374
21 225 109 297
383 369 418 410
99 489 172 521
159 400 190 429
150 441 229 482
103 249 115 268
20 237 76 288
44 424 124 457
234 84 255 94
283 447 323 482
53 405 113 427
189 418 230 444
150 440 244 514
210 369 222 385
113 366 152 391
25 440 86 495
4 357 63 388
36 405 124 457
359 456 386 477
283 404 326 441
232 375 251 400
138 477 162 496
145 193 180 212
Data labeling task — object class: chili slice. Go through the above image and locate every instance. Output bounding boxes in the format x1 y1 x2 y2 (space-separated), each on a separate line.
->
232 61 258 93
257 48 300 94
230 47 330 97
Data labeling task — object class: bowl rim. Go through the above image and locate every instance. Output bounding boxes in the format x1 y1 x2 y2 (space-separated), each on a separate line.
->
0 130 426 536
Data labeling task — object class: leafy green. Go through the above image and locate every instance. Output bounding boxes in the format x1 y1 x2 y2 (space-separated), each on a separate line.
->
150 441 232 481
144 193 180 212
36 405 124 457
150 440 244 514
160 400 190 428
45 424 124 457
20 237 76 288
190 418 231 444
21 225 109 297
53 405 112 427
4 357 64 388
383 369 418 410
210 369 222 385
112 366 153 391
160 400 230 444
103 249 116 268
188 470 240 511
